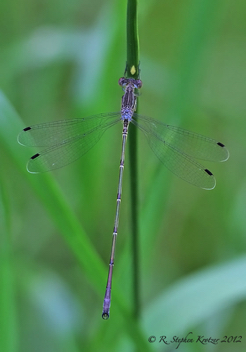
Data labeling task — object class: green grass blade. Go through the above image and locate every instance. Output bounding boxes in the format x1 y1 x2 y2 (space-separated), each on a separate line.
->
0 179 18 352
143 257 246 335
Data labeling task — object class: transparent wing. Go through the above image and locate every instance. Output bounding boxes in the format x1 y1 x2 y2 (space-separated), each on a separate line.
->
132 114 229 189
133 114 229 162
18 112 121 173
18 112 121 147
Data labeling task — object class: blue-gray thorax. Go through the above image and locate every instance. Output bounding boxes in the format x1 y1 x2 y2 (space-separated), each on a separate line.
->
120 83 137 121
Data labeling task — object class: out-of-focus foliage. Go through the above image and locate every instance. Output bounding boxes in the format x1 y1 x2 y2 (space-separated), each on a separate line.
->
0 0 246 351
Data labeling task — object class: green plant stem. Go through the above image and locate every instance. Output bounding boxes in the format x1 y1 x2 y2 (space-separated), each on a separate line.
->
126 0 139 79
126 0 140 320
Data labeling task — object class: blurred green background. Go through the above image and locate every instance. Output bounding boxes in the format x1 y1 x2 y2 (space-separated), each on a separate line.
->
0 0 246 351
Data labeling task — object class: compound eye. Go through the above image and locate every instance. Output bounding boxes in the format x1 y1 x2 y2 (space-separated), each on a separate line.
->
118 77 126 86
135 79 142 88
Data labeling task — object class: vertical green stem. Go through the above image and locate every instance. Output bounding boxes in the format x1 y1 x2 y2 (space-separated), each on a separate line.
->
126 0 139 79
126 0 140 319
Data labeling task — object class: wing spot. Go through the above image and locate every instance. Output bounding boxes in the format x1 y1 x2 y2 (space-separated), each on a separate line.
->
217 142 225 147
31 153 40 160
23 127 31 131
205 169 213 176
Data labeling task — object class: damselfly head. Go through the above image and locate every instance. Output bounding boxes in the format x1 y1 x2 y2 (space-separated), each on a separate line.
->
118 77 142 90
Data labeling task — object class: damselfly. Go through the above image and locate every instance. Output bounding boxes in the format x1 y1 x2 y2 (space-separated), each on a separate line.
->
18 76 229 319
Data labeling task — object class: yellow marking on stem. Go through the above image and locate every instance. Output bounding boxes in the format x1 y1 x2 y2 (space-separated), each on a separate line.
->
130 65 136 75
